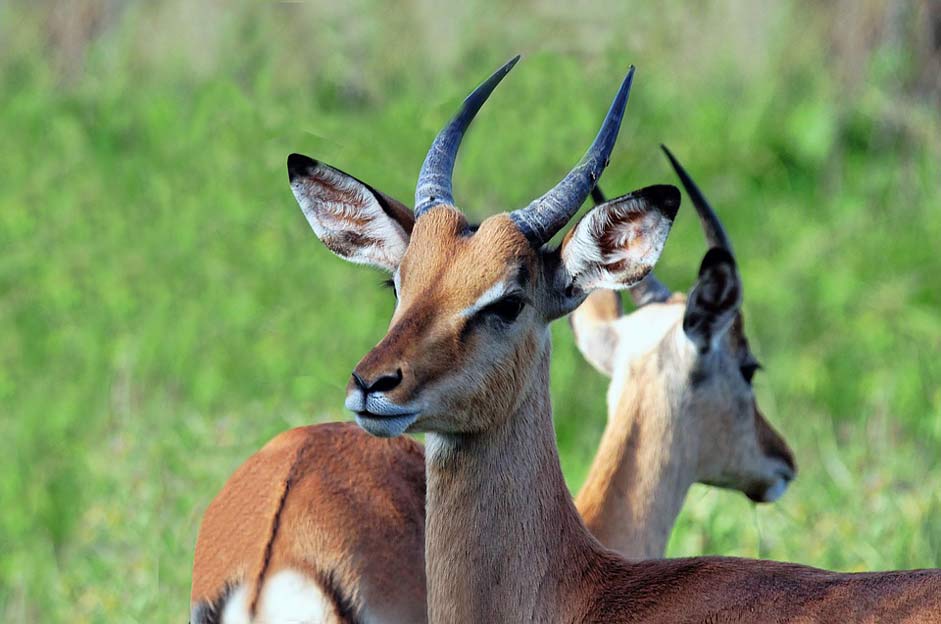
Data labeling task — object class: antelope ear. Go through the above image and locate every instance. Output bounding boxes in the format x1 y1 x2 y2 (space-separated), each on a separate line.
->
550 185 679 318
570 290 622 377
288 154 415 272
683 247 742 352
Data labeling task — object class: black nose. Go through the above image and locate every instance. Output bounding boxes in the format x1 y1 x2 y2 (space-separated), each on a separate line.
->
351 368 403 394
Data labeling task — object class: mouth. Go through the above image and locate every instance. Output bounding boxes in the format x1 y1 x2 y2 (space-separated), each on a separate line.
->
345 392 419 438
748 467 795 504
353 411 418 438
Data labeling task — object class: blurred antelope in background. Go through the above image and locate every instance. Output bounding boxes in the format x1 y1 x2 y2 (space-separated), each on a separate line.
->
572 150 796 559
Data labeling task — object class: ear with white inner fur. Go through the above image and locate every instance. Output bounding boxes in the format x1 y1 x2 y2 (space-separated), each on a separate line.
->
550 184 680 318
683 247 742 352
287 153 415 272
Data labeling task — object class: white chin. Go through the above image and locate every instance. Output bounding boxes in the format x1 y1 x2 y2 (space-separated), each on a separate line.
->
354 413 418 438
762 477 790 503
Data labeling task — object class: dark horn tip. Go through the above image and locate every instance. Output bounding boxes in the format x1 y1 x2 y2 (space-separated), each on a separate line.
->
660 144 677 164
614 65 635 107
622 66 636 92
659 145 694 191
660 143 733 253
483 54 521 94
287 153 319 182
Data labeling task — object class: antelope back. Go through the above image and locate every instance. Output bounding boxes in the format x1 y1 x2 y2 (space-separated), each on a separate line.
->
190 423 426 624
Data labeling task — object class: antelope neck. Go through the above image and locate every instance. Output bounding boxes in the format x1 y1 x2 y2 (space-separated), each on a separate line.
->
423 336 600 623
575 339 696 559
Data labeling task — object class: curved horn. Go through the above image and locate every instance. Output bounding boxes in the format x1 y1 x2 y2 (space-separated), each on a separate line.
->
591 185 672 306
661 145 733 254
511 66 635 245
414 55 520 217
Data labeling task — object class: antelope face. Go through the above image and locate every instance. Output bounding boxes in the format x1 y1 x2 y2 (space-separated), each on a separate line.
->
348 191 676 438
660 146 795 502
347 208 539 436
288 58 680 440
680 262 796 503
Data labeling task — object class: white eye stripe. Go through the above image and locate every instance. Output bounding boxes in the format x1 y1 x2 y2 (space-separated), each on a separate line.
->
459 281 514 318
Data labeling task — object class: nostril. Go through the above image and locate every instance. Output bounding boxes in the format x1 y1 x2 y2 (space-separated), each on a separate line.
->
369 368 403 393
351 371 369 392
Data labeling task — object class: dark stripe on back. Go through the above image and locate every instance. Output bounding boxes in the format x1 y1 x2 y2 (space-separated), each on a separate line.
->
249 430 363 623
247 444 306 616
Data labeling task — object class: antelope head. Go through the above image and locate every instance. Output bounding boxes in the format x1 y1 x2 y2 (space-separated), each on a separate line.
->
573 146 796 505
288 57 679 441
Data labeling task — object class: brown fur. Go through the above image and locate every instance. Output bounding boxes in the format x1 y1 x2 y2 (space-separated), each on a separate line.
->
351 210 535 434
191 423 426 623
192 428 302 608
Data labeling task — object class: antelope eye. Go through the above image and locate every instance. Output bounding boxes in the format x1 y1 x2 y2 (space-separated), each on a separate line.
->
740 362 761 384
479 295 525 324
382 277 397 300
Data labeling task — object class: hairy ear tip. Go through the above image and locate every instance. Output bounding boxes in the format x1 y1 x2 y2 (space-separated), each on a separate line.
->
699 247 736 275
287 153 320 181
637 184 681 222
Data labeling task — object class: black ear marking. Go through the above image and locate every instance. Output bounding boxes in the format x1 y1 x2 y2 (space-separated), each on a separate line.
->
633 184 681 223
699 247 735 277
693 248 740 310
287 153 319 182
683 247 742 352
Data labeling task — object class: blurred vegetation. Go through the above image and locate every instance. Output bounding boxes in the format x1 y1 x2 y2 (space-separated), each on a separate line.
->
1 1 940 622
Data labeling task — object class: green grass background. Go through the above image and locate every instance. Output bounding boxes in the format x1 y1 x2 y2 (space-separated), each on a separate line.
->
2 1 940 621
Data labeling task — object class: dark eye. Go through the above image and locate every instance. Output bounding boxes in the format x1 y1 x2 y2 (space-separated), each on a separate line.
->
479 295 525 324
740 362 761 384
382 277 397 300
